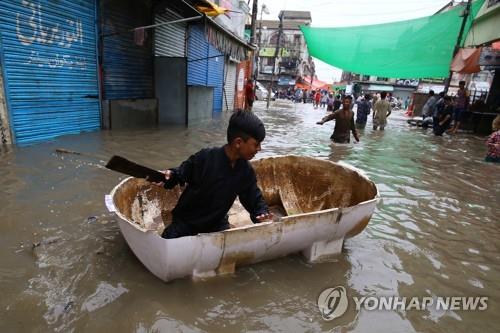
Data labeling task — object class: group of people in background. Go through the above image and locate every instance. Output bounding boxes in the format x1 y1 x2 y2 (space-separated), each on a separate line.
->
420 80 469 136
419 80 499 162
245 78 499 163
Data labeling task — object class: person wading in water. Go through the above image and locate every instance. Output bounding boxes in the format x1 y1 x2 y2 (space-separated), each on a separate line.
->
316 95 360 143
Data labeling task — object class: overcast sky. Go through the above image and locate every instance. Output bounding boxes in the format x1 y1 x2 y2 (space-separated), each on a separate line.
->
258 0 452 82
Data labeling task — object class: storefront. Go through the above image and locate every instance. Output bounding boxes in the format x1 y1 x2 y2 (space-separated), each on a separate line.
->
0 0 101 144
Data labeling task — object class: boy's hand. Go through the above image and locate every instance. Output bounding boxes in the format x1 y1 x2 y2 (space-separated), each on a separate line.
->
256 212 274 222
152 170 172 187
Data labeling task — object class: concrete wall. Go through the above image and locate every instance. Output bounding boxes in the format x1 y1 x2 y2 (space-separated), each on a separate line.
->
188 86 213 124
464 2 500 46
101 100 111 130
108 99 158 129
0 70 12 144
155 57 187 125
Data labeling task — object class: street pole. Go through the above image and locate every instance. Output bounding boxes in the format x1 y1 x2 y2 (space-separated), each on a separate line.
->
255 5 269 82
250 0 258 45
267 11 283 109
254 6 264 81
443 0 472 94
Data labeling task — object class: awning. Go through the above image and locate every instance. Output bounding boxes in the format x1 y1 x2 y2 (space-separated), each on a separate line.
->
300 0 485 79
301 77 332 90
204 16 253 61
450 47 481 73
367 85 394 92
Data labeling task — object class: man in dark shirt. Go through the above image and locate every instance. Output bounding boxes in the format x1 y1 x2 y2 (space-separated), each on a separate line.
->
433 96 453 136
355 94 372 129
157 110 272 239
316 95 360 143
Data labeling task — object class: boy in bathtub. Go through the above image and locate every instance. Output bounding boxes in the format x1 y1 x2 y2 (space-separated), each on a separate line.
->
154 110 272 238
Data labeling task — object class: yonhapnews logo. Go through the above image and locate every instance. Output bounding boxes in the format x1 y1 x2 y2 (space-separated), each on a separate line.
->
317 286 349 321
318 286 488 321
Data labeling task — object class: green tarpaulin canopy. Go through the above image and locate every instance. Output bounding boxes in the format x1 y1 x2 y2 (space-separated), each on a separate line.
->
300 0 484 79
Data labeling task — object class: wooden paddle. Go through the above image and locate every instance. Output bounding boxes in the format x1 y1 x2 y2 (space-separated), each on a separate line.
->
105 155 166 183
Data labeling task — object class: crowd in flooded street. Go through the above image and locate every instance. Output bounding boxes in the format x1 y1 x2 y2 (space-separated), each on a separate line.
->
273 84 500 163
0 98 499 332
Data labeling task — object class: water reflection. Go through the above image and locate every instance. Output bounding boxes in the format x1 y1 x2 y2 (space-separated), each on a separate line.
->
0 100 499 332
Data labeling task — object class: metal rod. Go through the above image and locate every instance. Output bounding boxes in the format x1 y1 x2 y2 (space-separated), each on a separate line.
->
101 16 202 38
187 54 224 63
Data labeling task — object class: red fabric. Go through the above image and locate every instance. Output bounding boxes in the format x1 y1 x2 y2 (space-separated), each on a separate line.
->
450 47 481 74
245 82 254 101
314 92 321 102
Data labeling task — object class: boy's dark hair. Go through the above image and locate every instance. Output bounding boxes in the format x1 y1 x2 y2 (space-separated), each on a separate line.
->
344 95 353 101
429 90 435 96
380 92 387 99
227 110 266 143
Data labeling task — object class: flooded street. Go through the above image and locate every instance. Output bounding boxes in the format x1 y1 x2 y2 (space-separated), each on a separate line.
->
1 100 499 332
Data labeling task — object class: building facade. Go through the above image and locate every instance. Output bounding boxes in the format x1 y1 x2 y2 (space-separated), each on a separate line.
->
255 11 312 90
0 0 252 145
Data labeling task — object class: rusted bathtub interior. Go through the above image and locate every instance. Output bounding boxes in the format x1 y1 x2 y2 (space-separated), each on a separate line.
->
112 155 378 235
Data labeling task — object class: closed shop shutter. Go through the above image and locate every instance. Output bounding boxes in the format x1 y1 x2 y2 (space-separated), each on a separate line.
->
187 24 208 86
0 0 100 144
102 0 153 100
208 44 224 113
223 61 237 111
187 24 225 113
154 9 185 57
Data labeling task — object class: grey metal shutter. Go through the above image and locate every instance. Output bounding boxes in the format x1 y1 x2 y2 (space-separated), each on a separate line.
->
0 0 100 144
224 61 237 111
155 9 186 57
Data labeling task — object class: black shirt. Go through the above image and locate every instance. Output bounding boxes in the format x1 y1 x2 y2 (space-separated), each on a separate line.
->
164 146 268 232
437 104 453 127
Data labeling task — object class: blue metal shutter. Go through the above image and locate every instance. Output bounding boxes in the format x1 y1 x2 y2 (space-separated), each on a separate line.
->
207 44 224 113
102 0 153 100
187 25 208 86
0 0 100 144
187 24 224 113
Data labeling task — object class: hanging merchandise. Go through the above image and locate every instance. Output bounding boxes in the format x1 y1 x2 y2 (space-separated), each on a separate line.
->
0 0 100 144
301 0 485 79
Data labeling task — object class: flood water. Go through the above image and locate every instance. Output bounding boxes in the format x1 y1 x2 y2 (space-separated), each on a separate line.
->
1 100 499 332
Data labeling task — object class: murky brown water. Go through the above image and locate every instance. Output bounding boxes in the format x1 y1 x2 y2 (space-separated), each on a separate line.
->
1 100 499 332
